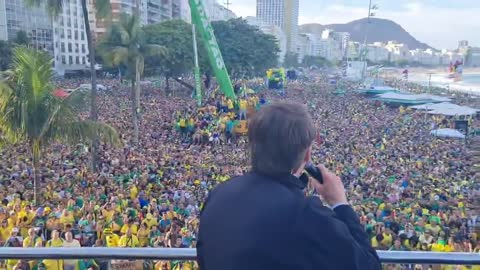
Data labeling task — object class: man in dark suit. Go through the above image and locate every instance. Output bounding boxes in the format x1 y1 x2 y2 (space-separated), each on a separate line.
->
198 102 381 270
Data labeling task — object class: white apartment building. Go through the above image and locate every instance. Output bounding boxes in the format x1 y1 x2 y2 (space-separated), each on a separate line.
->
366 42 389 63
92 0 190 37
257 0 298 52
245 16 286 63
53 0 90 75
385 41 410 62
209 3 236 21
316 38 340 62
296 32 341 63
0 0 53 52
0 2 7 41
296 33 314 62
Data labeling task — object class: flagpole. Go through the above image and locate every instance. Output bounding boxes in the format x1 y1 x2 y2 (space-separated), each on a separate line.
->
192 24 202 107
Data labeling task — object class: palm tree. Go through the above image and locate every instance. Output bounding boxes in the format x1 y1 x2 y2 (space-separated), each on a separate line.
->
98 13 166 145
0 47 120 204
25 0 111 170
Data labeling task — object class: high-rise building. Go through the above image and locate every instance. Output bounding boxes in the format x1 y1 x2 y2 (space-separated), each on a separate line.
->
93 0 190 38
458 40 469 49
0 3 7 40
53 0 90 75
0 0 53 53
245 16 286 63
256 0 298 52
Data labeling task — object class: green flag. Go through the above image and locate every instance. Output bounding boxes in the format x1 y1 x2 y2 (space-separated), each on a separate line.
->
189 0 236 100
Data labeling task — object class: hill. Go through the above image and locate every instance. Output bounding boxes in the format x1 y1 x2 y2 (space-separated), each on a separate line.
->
300 18 433 50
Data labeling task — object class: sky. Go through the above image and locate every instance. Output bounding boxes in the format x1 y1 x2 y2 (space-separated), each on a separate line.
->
220 0 480 49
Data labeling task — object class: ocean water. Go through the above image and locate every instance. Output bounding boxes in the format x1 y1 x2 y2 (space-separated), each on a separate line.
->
463 73 480 84
413 72 480 95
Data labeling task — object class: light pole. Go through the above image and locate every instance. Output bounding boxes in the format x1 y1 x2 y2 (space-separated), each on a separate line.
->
361 0 378 80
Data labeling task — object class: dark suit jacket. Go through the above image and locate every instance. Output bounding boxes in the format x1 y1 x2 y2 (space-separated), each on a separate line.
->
197 172 381 270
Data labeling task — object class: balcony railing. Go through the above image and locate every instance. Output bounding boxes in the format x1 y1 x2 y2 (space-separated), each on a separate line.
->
0 248 479 265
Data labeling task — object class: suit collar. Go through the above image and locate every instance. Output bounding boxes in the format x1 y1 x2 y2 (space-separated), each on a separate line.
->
251 170 306 190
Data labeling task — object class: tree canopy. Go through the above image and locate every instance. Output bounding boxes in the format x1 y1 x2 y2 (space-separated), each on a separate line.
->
283 52 299 68
0 41 13 71
143 18 280 80
14 30 30 46
301 55 332 68
143 20 204 79
212 18 280 78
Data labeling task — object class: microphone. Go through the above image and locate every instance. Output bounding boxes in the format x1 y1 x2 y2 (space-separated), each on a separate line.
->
305 162 324 184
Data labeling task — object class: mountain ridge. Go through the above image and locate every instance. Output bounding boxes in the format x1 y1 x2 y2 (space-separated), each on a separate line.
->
300 18 433 50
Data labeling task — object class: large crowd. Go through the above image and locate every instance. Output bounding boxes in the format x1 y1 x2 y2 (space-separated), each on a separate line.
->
0 74 478 270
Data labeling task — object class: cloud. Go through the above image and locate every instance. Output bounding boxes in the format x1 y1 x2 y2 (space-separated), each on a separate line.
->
227 0 480 49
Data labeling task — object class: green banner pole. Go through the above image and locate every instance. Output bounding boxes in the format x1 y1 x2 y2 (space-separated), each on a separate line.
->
189 0 236 100
192 24 202 106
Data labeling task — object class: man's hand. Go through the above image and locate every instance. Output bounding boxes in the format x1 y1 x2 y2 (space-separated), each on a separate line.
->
309 165 348 207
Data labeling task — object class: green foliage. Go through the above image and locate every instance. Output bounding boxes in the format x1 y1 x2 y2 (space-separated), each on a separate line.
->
0 41 13 71
98 13 167 79
14 31 30 46
142 18 280 80
211 18 280 78
301 55 331 68
0 48 120 202
0 47 120 147
143 20 199 78
283 52 299 68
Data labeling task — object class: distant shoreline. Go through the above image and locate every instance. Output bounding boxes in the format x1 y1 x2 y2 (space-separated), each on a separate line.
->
408 67 480 75
396 67 480 96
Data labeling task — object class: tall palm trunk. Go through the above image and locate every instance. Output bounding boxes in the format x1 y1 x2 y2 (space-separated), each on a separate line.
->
31 140 41 205
81 0 99 170
131 76 139 145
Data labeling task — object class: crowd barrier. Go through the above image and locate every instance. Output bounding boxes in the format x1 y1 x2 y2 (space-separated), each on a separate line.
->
0 248 479 265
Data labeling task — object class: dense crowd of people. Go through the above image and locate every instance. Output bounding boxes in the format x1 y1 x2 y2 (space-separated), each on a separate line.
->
0 74 478 270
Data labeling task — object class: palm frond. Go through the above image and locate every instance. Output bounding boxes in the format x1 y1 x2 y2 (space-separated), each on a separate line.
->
64 89 90 111
102 46 129 67
0 47 120 150
48 120 121 146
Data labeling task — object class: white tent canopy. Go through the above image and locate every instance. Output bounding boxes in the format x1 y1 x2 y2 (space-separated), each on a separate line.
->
430 128 466 139
411 102 479 116
376 92 451 102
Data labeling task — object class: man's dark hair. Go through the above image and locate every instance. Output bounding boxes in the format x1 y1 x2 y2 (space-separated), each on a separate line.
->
248 102 315 175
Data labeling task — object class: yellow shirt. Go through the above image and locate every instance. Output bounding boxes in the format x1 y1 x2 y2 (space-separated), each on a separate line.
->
120 224 138 235
60 213 75 225
371 236 379 248
105 233 120 247
102 209 115 222
144 218 158 229
381 233 393 247
227 100 233 109
179 119 186 127
46 239 64 247
130 186 138 200
41 259 63 270
137 228 150 247
239 100 247 110
119 235 140 247
0 226 12 242
23 236 42 247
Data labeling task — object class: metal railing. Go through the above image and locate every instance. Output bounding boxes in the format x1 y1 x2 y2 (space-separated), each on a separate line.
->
0 248 479 265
